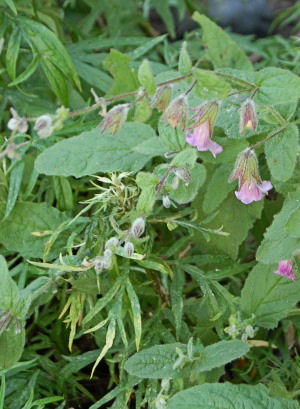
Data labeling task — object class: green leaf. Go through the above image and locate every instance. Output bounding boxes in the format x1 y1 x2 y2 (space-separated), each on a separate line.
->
255 67 300 105
265 124 299 182
5 25 21 79
171 269 184 336
0 255 20 312
202 164 234 214
178 42 192 75
136 172 159 215
41 60 69 106
152 0 175 38
8 54 40 87
19 17 80 89
193 13 253 71
194 193 263 259
256 191 300 263
0 202 69 259
138 59 156 95
35 123 166 177
134 95 152 123
170 164 206 205
0 375 5 409
241 263 300 328
167 383 298 409
125 340 249 379
4 160 24 219
103 49 139 97
126 279 142 351
0 327 25 369
3 0 17 14
137 256 174 278
194 69 231 99
52 176 73 211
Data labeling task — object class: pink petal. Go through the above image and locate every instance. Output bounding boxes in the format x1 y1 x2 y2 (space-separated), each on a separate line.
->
258 180 273 194
207 140 223 158
235 182 263 204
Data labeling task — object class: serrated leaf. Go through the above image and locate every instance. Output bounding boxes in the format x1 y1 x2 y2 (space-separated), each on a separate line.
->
0 202 69 259
195 69 231 99
125 340 249 379
255 67 300 105
256 191 300 263
104 49 139 97
194 193 263 259
167 383 298 409
35 123 166 177
241 263 300 328
193 13 253 71
138 59 156 95
202 164 234 214
265 124 299 182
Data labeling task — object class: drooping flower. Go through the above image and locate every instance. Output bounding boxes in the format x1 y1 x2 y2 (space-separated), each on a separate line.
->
162 194 171 208
229 148 272 204
186 120 223 158
7 108 28 134
235 179 273 204
274 260 296 281
151 85 172 112
186 101 222 158
240 98 257 133
100 103 130 135
162 94 188 129
173 167 191 186
34 115 54 138
131 217 145 238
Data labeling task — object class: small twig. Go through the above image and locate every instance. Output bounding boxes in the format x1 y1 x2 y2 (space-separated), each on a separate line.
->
184 79 197 96
155 166 175 195
250 125 287 150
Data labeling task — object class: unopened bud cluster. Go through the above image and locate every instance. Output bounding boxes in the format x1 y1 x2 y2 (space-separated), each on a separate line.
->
224 313 256 341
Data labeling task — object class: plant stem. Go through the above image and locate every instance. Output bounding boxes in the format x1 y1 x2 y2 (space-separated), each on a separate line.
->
250 125 287 150
68 73 193 119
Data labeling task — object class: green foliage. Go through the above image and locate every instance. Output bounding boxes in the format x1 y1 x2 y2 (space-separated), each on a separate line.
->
0 3 300 408
167 383 299 409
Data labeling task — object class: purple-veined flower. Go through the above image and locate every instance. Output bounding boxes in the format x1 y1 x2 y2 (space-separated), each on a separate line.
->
186 100 222 157
152 85 172 112
229 148 272 204
240 98 257 133
274 260 296 281
7 108 28 134
186 120 223 158
235 179 272 204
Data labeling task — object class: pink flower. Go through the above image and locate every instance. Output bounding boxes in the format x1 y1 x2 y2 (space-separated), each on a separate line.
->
274 260 296 281
235 179 272 205
186 120 223 158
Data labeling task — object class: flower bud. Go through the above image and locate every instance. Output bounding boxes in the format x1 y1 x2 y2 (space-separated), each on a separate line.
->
229 148 272 205
124 241 134 257
240 98 257 133
7 108 28 134
100 103 130 136
162 94 188 129
151 85 172 112
173 167 191 186
189 101 220 129
34 115 54 138
228 148 260 187
162 195 171 208
104 248 113 260
131 217 145 238
54 106 69 130
93 256 106 273
105 237 119 250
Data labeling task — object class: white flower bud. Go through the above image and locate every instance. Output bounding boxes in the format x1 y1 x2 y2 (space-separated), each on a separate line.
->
124 241 134 257
162 195 171 208
7 108 28 134
105 237 119 250
34 115 54 138
131 217 145 238
104 248 113 260
93 257 106 273
173 168 191 186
